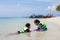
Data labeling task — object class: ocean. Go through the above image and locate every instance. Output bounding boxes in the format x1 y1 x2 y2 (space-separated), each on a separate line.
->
0 17 36 34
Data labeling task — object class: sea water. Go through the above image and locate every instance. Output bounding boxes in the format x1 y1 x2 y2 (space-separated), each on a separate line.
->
0 17 36 34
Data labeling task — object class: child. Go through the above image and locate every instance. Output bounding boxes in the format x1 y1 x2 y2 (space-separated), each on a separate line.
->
18 23 31 34
34 19 47 31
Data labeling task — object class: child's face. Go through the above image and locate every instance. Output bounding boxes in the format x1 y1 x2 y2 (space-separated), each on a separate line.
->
28 25 31 29
34 22 39 26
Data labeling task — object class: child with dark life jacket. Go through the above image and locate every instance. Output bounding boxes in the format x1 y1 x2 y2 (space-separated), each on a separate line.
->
34 19 47 31
18 23 31 34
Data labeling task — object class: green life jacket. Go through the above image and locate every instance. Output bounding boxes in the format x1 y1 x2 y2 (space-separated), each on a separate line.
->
42 24 47 29
20 27 28 33
40 22 47 29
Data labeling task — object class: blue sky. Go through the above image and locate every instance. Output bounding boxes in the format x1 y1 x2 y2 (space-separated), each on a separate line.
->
0 0 60 17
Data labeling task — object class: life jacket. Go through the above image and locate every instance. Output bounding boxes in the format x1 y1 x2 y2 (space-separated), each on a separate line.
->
40 22 47 31
36 21 47 31
20 27 28 33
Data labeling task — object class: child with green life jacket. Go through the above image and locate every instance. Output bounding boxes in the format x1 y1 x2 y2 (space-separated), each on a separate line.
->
34 19 47 31
18 23 31 34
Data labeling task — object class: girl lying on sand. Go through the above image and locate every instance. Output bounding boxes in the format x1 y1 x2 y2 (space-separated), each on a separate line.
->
18 23 31 34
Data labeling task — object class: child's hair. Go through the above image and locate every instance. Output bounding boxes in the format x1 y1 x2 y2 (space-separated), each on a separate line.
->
34 19 40 23
25 23 30 27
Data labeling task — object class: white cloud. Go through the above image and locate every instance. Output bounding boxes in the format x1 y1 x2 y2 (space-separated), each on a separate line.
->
47 5 57 11
44 4 60 11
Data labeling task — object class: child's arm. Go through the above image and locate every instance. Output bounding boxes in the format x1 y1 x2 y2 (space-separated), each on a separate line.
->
33 24 42 31
33 28 41 31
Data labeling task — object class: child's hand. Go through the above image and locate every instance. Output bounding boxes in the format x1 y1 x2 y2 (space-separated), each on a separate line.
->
33 30 36 31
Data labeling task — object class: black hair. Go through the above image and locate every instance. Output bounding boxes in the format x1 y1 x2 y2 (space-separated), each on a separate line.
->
34 19 40 23
25 23 30 27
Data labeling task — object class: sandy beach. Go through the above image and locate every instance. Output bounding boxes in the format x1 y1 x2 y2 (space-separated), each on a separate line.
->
0 17 60 40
